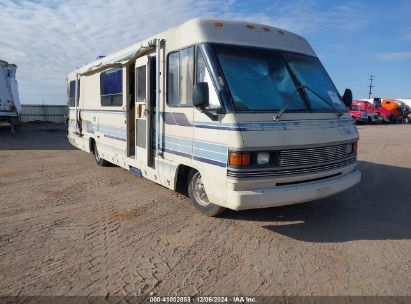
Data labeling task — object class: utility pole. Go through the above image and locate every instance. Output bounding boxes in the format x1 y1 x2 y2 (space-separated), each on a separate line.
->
368 75 374 99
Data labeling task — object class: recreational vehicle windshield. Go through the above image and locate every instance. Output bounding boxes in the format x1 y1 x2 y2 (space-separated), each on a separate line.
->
67 19 361 216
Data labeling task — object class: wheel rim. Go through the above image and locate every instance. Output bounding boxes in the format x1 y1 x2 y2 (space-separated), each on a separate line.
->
192 173 210 207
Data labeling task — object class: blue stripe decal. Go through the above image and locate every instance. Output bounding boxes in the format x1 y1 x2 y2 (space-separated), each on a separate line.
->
163 149 226 168
192 140 229 154
69 108 125 114
193 156 226 168
160 112 354 131
162 135 228 167
164 142 192 155
104 134 126 142
164 135 192 148
193 148 227 163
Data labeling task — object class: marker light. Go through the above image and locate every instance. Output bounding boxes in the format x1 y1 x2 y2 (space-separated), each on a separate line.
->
229 152 251 166
353 142 358 153
214 21 223 28
257 152 270 165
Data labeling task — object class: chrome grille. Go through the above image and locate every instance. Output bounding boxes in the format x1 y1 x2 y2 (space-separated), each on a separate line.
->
227 157 356 179
279 144 350 167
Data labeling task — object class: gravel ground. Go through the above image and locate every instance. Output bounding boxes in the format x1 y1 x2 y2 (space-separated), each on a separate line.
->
0 122 410 297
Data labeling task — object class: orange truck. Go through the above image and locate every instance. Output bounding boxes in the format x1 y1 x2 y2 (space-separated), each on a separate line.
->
380 98 410 123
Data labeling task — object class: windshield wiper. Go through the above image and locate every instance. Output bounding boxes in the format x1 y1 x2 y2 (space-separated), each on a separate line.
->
273 86 305 121
301 85 343 118
274 56 343 121
273 85 344 121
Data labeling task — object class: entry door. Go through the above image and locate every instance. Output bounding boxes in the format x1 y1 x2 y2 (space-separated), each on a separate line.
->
135 56 152 165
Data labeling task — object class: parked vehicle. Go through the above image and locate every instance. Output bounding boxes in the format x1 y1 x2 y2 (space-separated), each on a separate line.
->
370 98 391 122
67 18 361 216
348 104 368 123
350 100 385 123
375 98 411 123
0 60 21 132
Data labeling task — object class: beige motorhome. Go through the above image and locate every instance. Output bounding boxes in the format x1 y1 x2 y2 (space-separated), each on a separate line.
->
67 18 361 216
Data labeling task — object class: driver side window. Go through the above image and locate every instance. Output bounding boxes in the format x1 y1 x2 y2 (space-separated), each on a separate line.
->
196 48 221 109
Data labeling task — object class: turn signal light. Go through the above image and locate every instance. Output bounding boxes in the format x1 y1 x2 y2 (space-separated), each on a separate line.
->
214 21 223 28
229 152 251 166
353 142 358 153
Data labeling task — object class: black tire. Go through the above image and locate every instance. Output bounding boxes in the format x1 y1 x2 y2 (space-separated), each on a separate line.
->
187 170 225 217
94 142 110 167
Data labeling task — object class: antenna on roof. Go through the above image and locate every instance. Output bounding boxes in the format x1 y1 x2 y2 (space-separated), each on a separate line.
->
368 75 374 99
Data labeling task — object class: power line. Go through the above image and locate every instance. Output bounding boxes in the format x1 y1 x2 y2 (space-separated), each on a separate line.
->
368 75 374 99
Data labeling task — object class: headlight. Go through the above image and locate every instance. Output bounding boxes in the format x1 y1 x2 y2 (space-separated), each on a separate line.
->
346 143 353 154
257 152 270 165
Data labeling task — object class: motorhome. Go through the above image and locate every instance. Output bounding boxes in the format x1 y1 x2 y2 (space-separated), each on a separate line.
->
67 18 361 216
0 60 21 132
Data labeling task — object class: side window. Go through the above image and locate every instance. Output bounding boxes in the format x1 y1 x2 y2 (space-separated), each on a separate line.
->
100 68 123 106
136 65 146 101
167 47 194 107
68 80 76 107
196 49 221 109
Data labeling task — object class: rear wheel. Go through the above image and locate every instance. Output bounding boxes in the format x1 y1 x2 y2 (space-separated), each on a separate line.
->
94 142 109 167
187 170 225 217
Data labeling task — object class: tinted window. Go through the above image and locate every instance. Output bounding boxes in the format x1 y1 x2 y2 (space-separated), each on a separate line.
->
167 47 194 107
100 68 123 106
68 80 76 107
136 65 146 101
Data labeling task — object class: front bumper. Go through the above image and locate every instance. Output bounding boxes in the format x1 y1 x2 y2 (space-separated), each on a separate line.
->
226 169 361 210
355 117 368 123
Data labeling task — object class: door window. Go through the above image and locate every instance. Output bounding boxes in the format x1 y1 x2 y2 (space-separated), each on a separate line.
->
167 47 194 107
68 80 76 107
136 65 146 101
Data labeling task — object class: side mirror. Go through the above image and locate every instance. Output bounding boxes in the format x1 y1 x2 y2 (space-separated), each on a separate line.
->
342 88 353 107
193 82 209 108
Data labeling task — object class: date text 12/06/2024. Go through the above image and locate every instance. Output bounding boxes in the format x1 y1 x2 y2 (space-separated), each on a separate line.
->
149 296 257 303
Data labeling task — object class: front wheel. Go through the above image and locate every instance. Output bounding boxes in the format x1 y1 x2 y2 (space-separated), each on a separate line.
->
94 142 110 167
187 170 225 217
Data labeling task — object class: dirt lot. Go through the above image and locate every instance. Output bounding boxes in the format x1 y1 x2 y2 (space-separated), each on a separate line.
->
0 122 410 297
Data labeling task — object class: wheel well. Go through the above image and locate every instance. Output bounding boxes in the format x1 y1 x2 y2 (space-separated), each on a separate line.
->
89 138 96 154
175 165 195 195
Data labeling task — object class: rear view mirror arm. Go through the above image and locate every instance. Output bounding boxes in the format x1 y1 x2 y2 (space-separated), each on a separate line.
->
197 107 219 121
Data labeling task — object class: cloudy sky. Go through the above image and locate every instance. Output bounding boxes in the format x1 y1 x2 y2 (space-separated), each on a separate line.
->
0 0 410 104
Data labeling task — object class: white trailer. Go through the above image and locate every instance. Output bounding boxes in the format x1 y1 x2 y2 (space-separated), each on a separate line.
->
0 60 21 132
67 18 361 216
